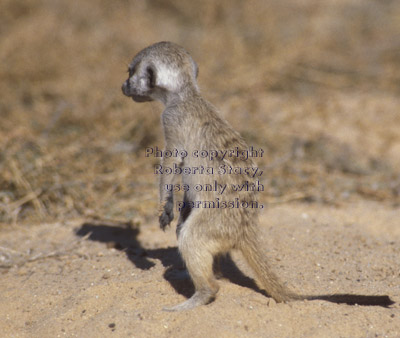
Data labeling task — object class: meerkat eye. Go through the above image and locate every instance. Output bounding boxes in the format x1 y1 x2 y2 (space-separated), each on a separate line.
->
128 63 138 77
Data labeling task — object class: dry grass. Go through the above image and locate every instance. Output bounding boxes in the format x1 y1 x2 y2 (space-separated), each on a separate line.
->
1 0 400 225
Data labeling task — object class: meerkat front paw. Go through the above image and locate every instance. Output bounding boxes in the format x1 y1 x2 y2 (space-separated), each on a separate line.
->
159 200 174 230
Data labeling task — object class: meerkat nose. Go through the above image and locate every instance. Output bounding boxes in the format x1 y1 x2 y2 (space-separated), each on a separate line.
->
121 81 129 95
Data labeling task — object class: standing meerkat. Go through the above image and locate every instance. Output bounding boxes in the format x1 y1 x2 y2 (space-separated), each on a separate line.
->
121 41 303 311
121 42 394 312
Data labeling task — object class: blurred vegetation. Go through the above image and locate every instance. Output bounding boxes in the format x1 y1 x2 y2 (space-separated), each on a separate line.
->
1 0 400 224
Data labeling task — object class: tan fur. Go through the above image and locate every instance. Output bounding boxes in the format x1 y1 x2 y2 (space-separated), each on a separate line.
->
122 41 302 311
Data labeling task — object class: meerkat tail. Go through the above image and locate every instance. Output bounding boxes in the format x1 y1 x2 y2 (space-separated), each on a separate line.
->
239 240 304 303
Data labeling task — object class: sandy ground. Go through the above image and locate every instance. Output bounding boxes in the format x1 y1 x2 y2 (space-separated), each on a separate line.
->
1 201 399 337
1 1 400 337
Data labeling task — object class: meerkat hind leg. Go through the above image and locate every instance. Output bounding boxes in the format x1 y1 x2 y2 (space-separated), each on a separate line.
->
163 233 219 311
162 288 217 312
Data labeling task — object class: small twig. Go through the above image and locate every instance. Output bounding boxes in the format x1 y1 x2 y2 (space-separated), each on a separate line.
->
266 192 309 204
6 189 42 212
9 160 45 219
0 231 93 269
0 245 24 255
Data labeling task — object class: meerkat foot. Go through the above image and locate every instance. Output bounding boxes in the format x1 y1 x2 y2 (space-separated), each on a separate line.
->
162 290 215 312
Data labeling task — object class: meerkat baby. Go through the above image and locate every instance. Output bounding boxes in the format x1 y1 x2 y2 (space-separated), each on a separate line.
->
121 41 303 311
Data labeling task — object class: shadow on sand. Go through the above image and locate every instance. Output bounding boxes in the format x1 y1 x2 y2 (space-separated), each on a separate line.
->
75 221 394 307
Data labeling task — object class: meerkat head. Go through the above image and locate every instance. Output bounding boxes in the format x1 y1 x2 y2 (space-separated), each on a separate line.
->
122 41 199 104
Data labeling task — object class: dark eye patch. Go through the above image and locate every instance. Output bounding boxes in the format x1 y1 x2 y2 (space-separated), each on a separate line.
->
147 67 155 88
